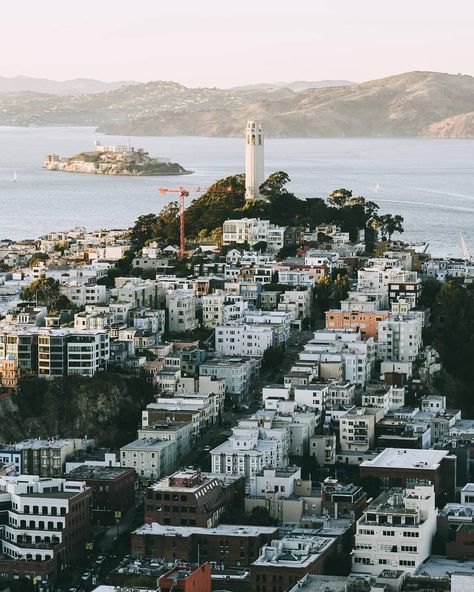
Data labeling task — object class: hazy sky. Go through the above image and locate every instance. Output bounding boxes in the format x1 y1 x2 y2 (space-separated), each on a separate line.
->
2 0 473 86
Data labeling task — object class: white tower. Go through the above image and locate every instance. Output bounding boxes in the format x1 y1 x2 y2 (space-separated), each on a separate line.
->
245 121 265 200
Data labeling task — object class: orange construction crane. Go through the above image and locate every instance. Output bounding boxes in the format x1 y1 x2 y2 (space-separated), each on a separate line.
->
158 185 231 258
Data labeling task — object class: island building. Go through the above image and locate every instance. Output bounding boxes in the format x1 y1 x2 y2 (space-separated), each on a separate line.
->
245 121 265 200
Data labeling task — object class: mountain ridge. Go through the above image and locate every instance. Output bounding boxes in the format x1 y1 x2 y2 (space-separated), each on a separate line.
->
1 71 474 138
0 75 139 95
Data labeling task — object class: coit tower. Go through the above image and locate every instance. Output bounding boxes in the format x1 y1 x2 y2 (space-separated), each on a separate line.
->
245 120 265 200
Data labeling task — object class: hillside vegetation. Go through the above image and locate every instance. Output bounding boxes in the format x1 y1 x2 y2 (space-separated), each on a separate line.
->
0 373 155 449
2 71 474 138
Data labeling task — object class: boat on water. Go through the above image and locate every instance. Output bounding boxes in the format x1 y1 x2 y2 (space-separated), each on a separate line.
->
12 171 17 182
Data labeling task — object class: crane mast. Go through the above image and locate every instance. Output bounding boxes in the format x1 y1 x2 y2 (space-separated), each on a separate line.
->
158 185 232 258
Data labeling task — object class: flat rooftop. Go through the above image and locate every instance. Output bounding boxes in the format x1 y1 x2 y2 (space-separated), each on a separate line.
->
134 523 278 538
360 448 450 470
14 438 84 450
415 555 474 577
67 465 133 480
121 438 174 451
288 574 348 592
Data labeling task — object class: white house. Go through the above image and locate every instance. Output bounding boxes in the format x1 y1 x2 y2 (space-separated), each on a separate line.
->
166 290 198 333
377 314 423 362
352 485 437 576
215 324 274 356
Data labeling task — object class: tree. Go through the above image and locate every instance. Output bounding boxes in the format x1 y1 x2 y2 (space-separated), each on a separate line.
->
313 274 350 318
328 188 353 208
263 345 285 369
130 213 158 251
428 281 474 414
28 252 49 268
155 201 180 246
419 278 442 309
260 171 304 226
252 240 267 252
21 277 61 308
378 213 404 239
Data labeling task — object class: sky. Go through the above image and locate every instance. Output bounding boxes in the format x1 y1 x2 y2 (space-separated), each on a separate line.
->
2 0 473 87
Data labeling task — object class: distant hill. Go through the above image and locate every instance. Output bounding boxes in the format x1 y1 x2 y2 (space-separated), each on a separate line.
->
0 75 138 95
1 71 474 138
231 80 355 91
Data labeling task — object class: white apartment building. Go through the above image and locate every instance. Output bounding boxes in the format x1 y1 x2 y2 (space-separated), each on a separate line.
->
249 466 302 497
362 385 405 412
74 309 111 331
0 475 90 568
326 381 356 406
352 485 437 576
215 324 274 356
421 395 447 414
202 292 247 329
120 438 177 479
293 384 329 412
300 330 376 386
243 310 292 345
222 218 285 250
199 357 254 401
143 393 223 434
61 279 107 306
211 424 289 480
67 330 110 376
357 266 418 309
310 434 337 466
340 291 383 313
112 277 163 309
247 409 317 456
166 290 197 333
377 314 423 362
277 269 315 288
278 289 312 320
340 407 384 452
138 421 194 461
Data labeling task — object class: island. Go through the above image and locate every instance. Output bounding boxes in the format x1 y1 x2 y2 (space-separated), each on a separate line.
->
43 142 192 176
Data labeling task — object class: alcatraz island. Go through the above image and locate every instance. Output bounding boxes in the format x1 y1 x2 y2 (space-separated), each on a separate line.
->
43 141 192 176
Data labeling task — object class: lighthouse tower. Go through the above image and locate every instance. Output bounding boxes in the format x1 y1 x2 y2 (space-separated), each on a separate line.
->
245 121 265 200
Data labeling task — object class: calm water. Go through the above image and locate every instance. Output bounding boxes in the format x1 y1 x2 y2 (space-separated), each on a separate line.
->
1 126 474 256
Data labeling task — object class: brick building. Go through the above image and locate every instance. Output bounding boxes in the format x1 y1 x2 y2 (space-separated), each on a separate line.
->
320 478 367 519
360 448 457 503
325 310 389 340
131 523 278 567
159 563 212 592
250 534 337 592
67 465 135 526
144 468 226 527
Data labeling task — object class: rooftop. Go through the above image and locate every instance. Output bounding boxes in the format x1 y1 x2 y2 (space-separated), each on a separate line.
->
415 555 474 577
288 574 349 592
134 522 278 538
360 447 450 470
67 465 133 480
121 438 174 451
